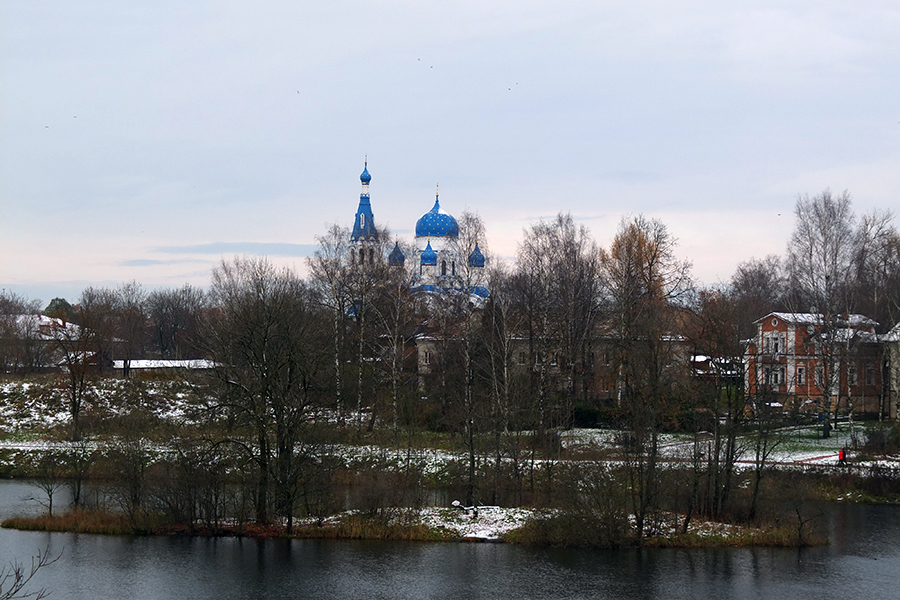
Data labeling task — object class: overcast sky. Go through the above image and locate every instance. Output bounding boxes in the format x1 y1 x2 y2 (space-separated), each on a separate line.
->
2 1 898 305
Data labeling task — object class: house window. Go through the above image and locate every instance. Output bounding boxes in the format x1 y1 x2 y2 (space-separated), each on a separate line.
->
866 363 875 386
423 350 431 365
763 333 786 355
848 366 858 387
765 367 784 386
550 352 559 366
518 352 527 365
797 366 805 385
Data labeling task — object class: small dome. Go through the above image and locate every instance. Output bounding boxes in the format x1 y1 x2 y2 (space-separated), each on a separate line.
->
470 285 490 299
415 197 459 238
360 162 371 184
420 241 437 266
468 242 485 268
388 241 405 266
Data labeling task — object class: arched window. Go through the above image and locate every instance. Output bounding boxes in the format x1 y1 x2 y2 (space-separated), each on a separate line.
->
360 249 366 264
360 214 366 229
452 261 456 276
441 260 447 276
369 248 374 264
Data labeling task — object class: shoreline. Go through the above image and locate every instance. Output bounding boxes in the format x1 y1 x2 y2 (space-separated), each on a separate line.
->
1 505 830 548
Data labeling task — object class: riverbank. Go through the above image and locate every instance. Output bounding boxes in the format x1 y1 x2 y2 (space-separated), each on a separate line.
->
2 504 828 548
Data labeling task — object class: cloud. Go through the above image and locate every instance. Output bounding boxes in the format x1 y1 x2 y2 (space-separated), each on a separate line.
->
152 242 319 257
119 258 205 267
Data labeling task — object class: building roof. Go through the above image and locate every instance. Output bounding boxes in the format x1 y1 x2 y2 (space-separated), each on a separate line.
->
388 241 405 266
350 162 377 242
415 196 459 238
468 242 485 268
112 359 215 370
420 241 437 265
755 312 878 328
881 322 900 342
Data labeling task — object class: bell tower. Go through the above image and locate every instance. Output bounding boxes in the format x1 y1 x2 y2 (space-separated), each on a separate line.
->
349 159 378 265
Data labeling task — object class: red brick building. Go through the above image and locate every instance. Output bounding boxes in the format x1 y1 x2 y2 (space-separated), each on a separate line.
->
744 312 887 416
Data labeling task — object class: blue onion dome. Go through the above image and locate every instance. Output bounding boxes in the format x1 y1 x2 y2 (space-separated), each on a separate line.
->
420 241 437 266
468 242 485 268
388 241 405 266
471 285 490 299
360 162 371 184
415 197 459 238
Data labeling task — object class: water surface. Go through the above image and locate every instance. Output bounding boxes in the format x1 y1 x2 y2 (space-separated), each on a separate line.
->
1 481 897 599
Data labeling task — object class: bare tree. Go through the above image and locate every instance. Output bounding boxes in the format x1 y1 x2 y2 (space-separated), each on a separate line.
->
308 224 354 419
514 213 601 429
368 239 417 438
147 285 208 359
114 281 148 376
32 451 65 516
786 189 857 437
0 290 43 374
684 287 748 524
478 263 532 504
340 226 394 431
731 255 786 339
601 215 692 541
76 287 118 374
853 209 900 328
453 211 489 505
46 315 96 441
205 257 328 526
0 548 58 600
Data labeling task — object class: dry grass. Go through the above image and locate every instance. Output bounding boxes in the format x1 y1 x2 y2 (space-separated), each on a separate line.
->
643 526 828 548
3 510 450 542
292 514 451 542
2 509 134 535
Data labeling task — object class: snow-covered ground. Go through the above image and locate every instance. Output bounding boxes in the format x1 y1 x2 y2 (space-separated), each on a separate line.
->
420 506 535 540
560 426 900 469
3 380 900 473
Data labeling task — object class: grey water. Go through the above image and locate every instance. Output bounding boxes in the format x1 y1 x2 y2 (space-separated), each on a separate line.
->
1 480 898 599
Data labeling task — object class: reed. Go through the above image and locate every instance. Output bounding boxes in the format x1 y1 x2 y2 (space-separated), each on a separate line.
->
2 509 133 535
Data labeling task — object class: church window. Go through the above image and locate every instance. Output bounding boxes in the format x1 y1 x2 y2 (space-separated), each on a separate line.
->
452 261 456 276
441 260 447 276
423 350 432 365
518 352 527 365
360 214 365 229
369 248 374 264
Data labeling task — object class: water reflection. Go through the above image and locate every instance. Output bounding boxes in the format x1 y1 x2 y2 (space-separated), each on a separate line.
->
1 481 899 599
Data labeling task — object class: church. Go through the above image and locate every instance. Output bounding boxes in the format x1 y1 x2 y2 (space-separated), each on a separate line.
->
348 161 489 304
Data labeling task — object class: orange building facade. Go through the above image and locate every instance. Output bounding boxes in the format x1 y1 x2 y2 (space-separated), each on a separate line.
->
743 312 889 417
